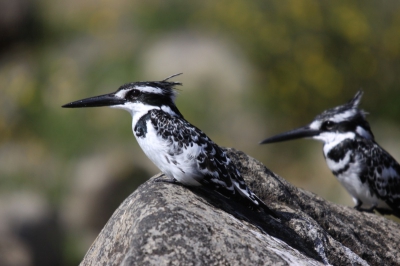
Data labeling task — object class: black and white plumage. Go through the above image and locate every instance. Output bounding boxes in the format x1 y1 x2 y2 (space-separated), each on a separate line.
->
63 74 276 217
260 91 400 217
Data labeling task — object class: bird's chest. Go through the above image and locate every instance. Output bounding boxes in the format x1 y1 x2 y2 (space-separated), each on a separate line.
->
132 119 202 186
324 142 365 193
134 120 171 166
323 139 356 174
324 142 379 206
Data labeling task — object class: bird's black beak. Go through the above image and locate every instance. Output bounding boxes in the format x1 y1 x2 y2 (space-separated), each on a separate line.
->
62 93 126 108
260 126 321 144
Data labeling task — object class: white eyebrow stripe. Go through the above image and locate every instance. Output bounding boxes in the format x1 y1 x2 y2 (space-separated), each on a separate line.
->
115 89 129 98
114 86 164 99
309 120 321 130
136 86 163 94
330 110 356 123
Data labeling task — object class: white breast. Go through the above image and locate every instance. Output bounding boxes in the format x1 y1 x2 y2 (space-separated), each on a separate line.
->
133 119 203 186
324 146 390 210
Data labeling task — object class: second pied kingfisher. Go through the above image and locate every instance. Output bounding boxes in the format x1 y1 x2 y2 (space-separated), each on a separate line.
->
260 91 400 217
63 74 277 218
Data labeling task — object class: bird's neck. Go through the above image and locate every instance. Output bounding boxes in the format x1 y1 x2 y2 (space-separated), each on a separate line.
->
130 103 181 125
320 132 356 157
160 104 183 118
354 124 374 140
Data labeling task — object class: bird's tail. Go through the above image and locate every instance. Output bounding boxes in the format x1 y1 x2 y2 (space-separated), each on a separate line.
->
252 193 279 220
234 185 279 219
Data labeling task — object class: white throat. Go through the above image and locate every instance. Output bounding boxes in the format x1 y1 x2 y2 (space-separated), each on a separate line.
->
315 131 355 155
110 101 180 126
111 101 155 123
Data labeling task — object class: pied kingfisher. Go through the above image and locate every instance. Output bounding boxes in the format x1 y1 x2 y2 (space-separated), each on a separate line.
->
63 74 277 218
260 91 400 217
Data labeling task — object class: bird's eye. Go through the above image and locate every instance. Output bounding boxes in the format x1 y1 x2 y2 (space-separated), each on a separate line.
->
322 121 335 131
127 89 141 100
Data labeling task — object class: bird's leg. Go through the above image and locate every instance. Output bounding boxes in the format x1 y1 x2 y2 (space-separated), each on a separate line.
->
362 205 376 213
155 178 180 184
354 199 363 210
154 174 180 184
354 199 376 213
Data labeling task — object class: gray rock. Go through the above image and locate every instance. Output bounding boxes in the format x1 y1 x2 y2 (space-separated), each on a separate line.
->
80 148 400 266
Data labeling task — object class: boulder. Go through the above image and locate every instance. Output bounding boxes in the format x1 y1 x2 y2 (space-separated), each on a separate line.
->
80 148 400 265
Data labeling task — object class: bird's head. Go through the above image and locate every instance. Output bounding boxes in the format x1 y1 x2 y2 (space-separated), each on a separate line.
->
260 90 374 145
62 73 183 118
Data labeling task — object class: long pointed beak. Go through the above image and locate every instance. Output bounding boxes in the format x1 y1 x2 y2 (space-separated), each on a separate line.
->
62 93 126 108
260 126 321 144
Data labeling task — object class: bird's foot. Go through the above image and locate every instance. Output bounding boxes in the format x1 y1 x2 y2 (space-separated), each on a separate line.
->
362 206 376 213
354 199 362 210
154 175 180 184
354 203 376 213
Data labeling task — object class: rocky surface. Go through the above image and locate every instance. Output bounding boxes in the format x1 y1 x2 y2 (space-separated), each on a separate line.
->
80 148 400 266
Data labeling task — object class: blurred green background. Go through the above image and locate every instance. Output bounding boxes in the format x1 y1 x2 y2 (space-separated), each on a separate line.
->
1 0 400 265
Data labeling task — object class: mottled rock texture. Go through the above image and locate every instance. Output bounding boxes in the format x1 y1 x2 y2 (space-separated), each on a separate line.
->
80 148 400 266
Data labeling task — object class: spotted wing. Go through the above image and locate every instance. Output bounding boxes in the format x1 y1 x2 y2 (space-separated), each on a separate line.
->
356 139 400 214
149 110 261 206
